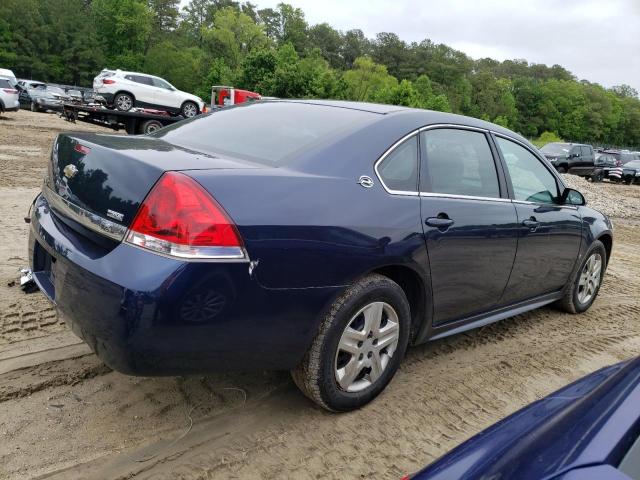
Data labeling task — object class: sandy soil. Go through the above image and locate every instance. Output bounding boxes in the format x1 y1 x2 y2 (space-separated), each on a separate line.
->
0 109 639 479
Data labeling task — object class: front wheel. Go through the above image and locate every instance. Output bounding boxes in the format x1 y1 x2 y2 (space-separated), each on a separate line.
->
181 101 198 118
30 101 39 112
555 241 606 314
291 274 410 412
556 165 567 173
140 119 163 134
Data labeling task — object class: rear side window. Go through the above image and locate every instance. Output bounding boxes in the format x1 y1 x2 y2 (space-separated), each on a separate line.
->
377 136 418 192
156 102 377 165
581 146 591 156
497 137 559 204
420 128 500 198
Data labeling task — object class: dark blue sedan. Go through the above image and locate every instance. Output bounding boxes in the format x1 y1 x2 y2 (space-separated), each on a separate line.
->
409 356 640 480
28 100 613 411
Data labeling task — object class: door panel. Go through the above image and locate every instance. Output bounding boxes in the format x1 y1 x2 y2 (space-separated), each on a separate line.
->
495 135 583 303
421 197 519 323
419 127 518 325
501 203 582 303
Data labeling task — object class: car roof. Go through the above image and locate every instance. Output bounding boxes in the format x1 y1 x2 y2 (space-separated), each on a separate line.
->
270 99 520 135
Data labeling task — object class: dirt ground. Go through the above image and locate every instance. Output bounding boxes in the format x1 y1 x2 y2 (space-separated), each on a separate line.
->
0 109 639 480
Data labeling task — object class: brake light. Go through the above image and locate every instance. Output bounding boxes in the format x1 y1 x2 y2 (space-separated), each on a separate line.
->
102 79 115 84
3 89 17 94
126 172 245 259
74 144 91 155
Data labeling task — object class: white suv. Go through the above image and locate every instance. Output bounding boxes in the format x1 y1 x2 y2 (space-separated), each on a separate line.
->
93 69 205 117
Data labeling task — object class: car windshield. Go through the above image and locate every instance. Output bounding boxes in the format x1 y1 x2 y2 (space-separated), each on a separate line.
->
47 86 64 94
625 160 640 168
541 143 570 155
154 102 379 165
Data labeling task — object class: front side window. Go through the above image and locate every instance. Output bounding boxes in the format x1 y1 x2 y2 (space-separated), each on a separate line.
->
420 128 500 198
152 77 172 89
497 137 559 204
581 146 591 156
377 136 419 192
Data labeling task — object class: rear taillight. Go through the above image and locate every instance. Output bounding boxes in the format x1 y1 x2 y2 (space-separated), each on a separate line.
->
126 172 245 260
102 79 115 84
74 144 91 155
3 89 17 94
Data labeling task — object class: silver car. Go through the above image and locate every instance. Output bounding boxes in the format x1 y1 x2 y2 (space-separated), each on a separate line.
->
0 76 19 114
27 85 70 112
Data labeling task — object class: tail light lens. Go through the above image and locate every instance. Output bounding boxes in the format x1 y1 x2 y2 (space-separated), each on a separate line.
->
102 79 116 84
3 89 17 94
126 172 245 260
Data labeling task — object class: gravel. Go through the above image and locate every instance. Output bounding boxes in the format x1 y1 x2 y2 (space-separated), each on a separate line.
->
561 174 640 219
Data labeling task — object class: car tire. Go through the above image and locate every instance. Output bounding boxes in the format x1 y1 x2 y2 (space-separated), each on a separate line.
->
555 240 606 314
30 101 39 112
557 165 567 173
181 101 198 118
291 273 410 412
140 119 163 134
114 93 134 112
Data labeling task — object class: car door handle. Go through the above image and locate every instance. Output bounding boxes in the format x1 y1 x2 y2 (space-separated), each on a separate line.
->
425 217 454 228
522 218 540 230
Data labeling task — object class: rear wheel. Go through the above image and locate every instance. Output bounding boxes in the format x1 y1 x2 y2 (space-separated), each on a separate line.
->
114 93 134 111
140 119 163 134
30 101 39 112
291 274 410 412
181 101 198 118
556 241 606 313
557 165 567 173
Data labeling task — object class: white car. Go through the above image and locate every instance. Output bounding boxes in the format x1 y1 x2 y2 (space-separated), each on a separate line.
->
0 68 17 85
93 69 205 117
0 76 19 114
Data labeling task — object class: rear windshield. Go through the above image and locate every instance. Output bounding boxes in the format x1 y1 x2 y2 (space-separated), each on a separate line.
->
540 143 570 155
0 79 12 88
154 102 378 165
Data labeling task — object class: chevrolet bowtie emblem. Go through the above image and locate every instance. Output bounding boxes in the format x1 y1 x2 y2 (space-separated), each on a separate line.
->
63 164 78 179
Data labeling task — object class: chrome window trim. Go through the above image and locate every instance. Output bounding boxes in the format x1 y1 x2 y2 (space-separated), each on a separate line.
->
373 130 420 195
43 185 127 241
420 192 511 203
374 123 493 197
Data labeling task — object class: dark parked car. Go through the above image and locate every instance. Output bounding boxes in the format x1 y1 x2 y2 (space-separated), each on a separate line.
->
541 142 595 176
603 149 640 166
621 160 640 185
408 356 640 480
28 101 613 411
595 152 621 181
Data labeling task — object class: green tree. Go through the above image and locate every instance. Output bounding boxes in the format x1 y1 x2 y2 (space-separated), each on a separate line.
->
342 56 396 102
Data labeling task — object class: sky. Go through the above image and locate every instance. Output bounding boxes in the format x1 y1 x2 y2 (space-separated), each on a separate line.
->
187 0 640 94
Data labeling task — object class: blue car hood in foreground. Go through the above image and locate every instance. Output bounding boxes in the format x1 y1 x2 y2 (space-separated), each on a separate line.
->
412 357 640 480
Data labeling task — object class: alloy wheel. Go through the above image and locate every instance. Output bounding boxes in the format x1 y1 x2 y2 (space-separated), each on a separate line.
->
116 95 132 111
577 252 602 304
183 103 197 117
334 301 400 392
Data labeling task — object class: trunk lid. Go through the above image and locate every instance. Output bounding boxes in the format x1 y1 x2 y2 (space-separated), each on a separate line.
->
46 133 259 240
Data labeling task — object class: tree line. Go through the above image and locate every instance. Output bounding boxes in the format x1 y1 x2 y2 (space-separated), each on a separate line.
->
1 0 639 147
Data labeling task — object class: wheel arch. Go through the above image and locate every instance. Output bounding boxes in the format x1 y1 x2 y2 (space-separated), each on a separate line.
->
180 99 199 113
597 233 613 266
370 264 428 344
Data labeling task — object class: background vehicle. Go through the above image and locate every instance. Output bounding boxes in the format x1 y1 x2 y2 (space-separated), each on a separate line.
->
93 69 205 117
540 142 595 175
408 356 640 480
0 77 19 113
211 85 261 107
621 160 640 185
593 152 619 181
0 68 16 85
603 149 640 165
28 101 613 412
27 85 70 112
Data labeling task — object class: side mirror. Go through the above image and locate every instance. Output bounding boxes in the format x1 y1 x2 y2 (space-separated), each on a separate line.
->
561 188 586 206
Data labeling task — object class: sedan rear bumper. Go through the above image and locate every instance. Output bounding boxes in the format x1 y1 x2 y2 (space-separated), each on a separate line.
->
29 194 339 375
